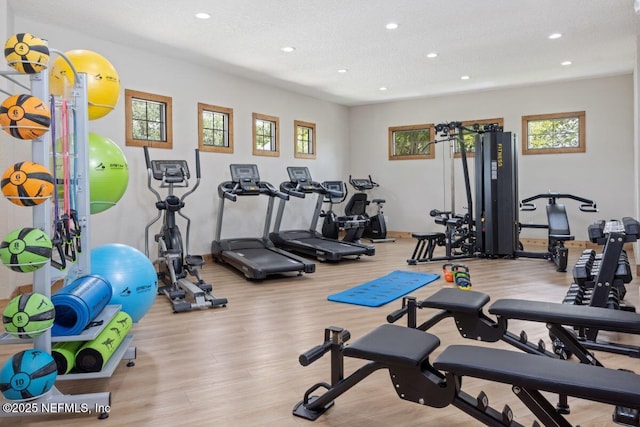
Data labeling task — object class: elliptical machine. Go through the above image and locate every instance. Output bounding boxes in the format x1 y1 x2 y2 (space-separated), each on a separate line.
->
144 146 227 313
348 175 395 243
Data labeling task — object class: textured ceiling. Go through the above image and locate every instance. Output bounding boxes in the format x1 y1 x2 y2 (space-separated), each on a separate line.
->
7 0 640 105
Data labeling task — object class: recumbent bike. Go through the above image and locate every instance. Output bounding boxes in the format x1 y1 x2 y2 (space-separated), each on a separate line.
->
143 147 227 313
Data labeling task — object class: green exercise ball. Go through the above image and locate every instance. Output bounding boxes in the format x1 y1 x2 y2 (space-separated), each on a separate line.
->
88 132 128 214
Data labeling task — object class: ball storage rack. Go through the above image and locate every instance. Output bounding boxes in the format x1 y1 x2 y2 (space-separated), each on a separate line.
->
0 48 135 419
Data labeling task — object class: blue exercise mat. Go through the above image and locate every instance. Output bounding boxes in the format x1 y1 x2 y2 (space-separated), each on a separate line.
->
327 270 439 307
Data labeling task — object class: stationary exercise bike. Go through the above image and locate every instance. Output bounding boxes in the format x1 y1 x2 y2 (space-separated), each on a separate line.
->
348 175 395 243
320 180 369 243
143 146 227 313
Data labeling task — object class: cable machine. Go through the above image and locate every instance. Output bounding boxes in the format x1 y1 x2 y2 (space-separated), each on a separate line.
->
407 122 517 263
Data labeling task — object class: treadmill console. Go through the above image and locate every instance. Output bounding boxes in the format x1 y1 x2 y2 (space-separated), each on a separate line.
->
351 178 374 190
323 180 346 203
151 160 190 182
230 164 261 193
287 166 314 191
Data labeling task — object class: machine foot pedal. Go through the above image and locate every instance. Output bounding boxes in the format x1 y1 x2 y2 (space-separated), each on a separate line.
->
172 301 192 313
292 396 334 421
613 405 640 426
210 297 228 307
199 283 213 293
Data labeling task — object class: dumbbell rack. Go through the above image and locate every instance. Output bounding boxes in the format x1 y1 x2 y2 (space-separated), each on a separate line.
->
0 55 130 418
561 217 639 356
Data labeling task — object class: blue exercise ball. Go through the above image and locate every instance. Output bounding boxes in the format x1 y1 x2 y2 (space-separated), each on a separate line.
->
0 349 57 400
66 244 157 322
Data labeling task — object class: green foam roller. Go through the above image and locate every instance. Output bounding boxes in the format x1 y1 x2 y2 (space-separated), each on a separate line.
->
52 341 84 374
75 311 132 373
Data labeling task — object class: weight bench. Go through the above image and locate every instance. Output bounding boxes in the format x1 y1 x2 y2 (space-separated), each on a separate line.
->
407 232 445 264
294 323 640 426
392 287 640 361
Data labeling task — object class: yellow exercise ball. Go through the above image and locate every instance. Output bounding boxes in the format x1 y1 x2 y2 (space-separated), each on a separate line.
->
49 50 120 120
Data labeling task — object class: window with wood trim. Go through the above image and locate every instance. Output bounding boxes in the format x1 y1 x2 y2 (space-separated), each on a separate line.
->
252 112 280 157
125 89 173 149
198 103 233 154
453 118 504 158
522 111 585 155
294 120 316 159
388 124 435 160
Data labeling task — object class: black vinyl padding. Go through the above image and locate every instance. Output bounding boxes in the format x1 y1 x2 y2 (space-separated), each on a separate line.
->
344 324 440 367
434 345 640 408
489 299 640 334
421 288 491 313
546 204 571 236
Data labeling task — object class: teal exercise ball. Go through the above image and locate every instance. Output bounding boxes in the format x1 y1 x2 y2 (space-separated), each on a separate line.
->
65 244 157 322
0 349 57 400
88 132 128 214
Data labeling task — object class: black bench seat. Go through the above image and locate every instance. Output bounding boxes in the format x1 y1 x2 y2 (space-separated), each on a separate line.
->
434 345 640 409
344 324 440 367
421 288 490 313
489 299 640 335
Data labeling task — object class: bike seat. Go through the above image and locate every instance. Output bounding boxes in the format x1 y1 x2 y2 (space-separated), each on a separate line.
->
371 198 385 204
185 255 205 267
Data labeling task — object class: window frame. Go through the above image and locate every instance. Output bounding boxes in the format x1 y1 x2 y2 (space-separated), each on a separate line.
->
388 124 436 160
125 89 173 149
521 111 586 155
252 112 280 157
198 102 234 154
294 120 316 159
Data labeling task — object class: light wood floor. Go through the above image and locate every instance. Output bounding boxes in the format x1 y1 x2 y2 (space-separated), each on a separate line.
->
1 239 639 426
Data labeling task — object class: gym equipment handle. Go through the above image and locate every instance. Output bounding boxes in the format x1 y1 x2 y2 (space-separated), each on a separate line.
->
579 203 598 213
386 306 407 323
299 344 328 366
143 145 151 170
194 149 201 179
298 329 351 366
430 209 452 217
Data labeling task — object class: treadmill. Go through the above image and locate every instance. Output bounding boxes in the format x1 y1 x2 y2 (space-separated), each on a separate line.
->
269 166 375 261
211 164 316 280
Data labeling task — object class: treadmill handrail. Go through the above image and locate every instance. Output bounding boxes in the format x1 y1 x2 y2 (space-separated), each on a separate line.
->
260 181 289 200
280 181 307 198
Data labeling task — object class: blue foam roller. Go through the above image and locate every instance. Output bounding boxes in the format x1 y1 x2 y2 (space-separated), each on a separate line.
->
51 275 112 336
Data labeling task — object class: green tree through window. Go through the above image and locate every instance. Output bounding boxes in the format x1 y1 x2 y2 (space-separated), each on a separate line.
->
388 124 434 160
252 112 280 157
522 111 585 155
125 89 173 149
198 103 233 154
295 120 316 159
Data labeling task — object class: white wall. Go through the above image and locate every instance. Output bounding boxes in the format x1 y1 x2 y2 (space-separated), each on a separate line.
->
0 16 350 298
0 14 636 298
349 75 635 241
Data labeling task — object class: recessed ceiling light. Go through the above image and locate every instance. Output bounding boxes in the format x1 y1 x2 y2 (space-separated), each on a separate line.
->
195 12 211 19
426 52 438 59
561 60 572 66
385 22 399 30
460 75 470 80
281 46 295 53
337 69 348 73
379 86 388 91
548 33 563 40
